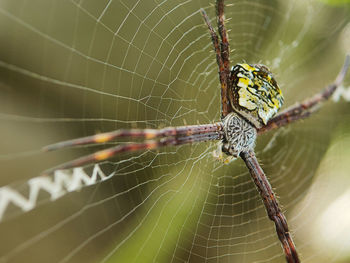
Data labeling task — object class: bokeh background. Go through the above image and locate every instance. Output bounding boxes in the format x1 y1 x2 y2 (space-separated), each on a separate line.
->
0 0 350 262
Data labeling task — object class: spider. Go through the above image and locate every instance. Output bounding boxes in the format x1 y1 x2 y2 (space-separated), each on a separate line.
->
42 1 349 262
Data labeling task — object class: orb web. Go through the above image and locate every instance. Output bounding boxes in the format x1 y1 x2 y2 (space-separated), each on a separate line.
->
0 0 350 262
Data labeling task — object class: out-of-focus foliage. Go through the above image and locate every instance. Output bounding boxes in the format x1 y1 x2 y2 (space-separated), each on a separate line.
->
319 0 350 6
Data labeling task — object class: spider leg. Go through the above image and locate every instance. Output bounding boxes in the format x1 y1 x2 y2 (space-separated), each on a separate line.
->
259 55 350 134
216 0 230 75
43 123 223 151
240 150 300 263
42 131 223 175
200 8 232 118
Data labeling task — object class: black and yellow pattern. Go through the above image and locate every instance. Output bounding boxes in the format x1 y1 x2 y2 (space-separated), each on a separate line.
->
229 64 284 128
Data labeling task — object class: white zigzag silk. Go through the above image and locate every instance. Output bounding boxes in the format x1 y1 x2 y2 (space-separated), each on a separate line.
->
0 165 114 222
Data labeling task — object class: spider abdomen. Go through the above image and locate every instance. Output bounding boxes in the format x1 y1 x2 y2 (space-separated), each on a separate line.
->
229 63 284 128
222 112 257 157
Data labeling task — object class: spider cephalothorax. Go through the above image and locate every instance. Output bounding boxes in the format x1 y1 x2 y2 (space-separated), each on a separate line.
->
229 63 284 128
221 112 257 157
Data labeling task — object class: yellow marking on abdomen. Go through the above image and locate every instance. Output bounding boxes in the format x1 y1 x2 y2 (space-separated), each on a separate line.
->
237 77 250 88
240 63 256 72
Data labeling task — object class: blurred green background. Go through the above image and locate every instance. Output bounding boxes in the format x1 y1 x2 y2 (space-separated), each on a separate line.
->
0 0 350 262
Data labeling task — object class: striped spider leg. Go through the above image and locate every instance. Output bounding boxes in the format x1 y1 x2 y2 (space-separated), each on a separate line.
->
42 123 224 175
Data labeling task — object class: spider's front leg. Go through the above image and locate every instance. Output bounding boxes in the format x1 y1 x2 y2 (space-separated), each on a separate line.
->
216 0 230 80
201 0 233 119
